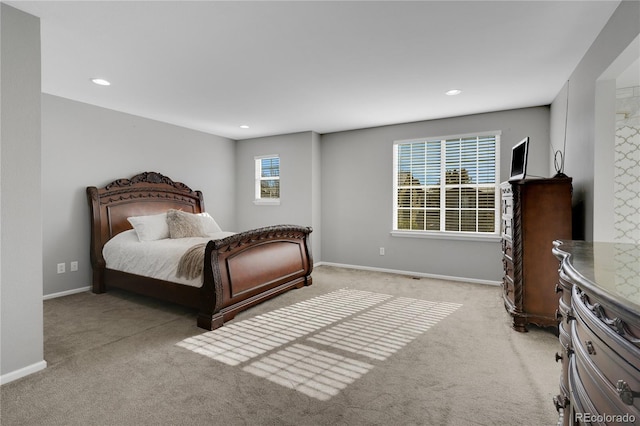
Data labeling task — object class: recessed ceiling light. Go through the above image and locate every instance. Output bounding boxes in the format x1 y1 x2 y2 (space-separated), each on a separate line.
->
445 89 462 96
91 78 111 86
240 125 250 129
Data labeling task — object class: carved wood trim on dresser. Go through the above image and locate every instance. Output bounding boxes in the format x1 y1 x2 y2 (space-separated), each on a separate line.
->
553 240 640 426
500 177 572 332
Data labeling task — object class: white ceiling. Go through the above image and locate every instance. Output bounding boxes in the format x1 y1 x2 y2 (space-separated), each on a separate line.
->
7 1 621 140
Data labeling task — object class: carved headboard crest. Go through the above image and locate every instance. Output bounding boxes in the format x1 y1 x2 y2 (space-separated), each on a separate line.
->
104 171 194 193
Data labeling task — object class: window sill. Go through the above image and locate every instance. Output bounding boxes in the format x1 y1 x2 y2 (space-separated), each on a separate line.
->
253 199 280 206
391 230 501 242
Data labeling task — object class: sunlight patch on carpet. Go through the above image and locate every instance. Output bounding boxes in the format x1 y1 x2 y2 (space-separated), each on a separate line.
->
176 289 391 365
308 298 462 360
243 344 373 401
176 288 461 400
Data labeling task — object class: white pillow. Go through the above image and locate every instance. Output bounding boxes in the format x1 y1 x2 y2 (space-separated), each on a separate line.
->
127 212 170 241
197 212 223 233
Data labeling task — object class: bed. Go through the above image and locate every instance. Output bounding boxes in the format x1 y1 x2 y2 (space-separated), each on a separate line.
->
87 171 313 330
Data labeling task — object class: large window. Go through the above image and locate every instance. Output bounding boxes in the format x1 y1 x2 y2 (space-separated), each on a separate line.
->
255 155 280 204
393 133 500 236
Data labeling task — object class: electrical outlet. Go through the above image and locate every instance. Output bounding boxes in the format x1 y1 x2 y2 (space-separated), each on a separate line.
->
57 263 66 274
379 247 385 256
70 261 78 272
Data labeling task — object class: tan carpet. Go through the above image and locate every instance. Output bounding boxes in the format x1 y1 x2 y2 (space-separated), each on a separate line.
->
1 266 560 425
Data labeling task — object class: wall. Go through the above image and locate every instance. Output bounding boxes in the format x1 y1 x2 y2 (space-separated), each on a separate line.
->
550 1 640 241
614 85 640 243
593 79 618 241
41 94 236 297
0 4 46 383
235 131 321 260
311 131 322 262
320 107 550 283
594 34 638 243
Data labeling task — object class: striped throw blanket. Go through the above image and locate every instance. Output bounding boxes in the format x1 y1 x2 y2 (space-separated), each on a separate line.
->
176 243 206 280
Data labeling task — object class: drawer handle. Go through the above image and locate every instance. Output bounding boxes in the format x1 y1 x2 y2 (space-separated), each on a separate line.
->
553 394 569 411
586 341 596 355
555 352 562 362
616 380 640 405
566 308 575 323
556 308 574 323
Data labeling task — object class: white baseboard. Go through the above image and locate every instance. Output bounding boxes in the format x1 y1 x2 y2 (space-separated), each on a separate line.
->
43 286 91 300
0 360 47 386
315 261 501 286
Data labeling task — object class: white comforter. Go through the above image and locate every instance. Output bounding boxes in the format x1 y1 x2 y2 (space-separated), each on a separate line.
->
103 229 235 287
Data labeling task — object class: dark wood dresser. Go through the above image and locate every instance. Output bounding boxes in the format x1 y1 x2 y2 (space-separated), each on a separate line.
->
553 240 640 426
500 177 572 332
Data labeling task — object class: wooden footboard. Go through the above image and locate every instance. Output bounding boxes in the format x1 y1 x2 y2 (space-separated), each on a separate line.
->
198 225 313 330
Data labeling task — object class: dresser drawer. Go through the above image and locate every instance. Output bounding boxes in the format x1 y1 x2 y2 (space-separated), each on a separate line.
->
500 182 513 239
573 286 640 368
501 221 512 240
502 198 512 216
500 182 513 201
556 271 573 309
557 297 572 345
503 274 515 305
502 255 515 306
502 239 513 260
502 256 514 281
572 329 640 421
568 355 602 425
572 315 640 416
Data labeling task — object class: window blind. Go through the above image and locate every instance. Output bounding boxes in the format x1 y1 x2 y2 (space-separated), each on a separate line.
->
394 133 499 234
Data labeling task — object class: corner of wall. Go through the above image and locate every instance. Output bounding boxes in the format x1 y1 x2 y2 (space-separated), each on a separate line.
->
1 3 45 381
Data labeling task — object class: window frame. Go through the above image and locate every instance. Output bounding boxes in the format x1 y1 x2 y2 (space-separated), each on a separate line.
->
392 132 501 241
254 154 280 206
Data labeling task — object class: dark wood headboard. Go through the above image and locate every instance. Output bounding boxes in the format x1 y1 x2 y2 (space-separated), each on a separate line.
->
86 171 205 270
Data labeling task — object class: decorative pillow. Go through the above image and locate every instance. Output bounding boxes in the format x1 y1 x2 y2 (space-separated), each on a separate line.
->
127 212 170 241
197 212 223 233
166 209 208 238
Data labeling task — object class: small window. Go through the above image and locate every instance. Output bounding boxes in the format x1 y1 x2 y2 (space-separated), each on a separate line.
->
255 155 280 204
393 132 500 237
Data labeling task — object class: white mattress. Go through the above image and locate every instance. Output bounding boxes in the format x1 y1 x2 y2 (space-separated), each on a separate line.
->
103 229 235 287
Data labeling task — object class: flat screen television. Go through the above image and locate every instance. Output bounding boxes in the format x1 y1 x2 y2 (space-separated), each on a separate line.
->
509 137 529 181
